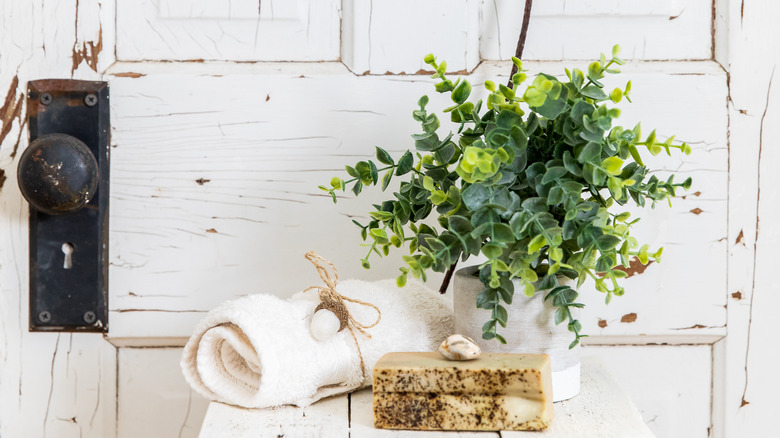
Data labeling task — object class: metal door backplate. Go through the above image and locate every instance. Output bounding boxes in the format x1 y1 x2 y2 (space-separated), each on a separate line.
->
27 80 109 332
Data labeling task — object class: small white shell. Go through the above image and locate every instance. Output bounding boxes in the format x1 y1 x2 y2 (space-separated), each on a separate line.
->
438 334 481 361
310 308 341 341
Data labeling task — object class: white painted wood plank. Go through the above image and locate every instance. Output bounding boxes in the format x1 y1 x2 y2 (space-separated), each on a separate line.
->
481 0 712 61
198 395 349 438
341 0 481 75
501 356 653 438
116 0 341 62
104 61 727 340
584 345 712 438
350 389 499 437
724 1 780 437
0 1 118 437
118 348 210 438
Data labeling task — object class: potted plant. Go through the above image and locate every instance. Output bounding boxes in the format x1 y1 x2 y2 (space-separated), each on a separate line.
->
320 46 692 399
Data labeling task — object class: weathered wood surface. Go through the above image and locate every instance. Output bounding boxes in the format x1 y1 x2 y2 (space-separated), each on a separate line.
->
105 60 727 342
722 1 780 438
198 392 348 438
117 348 210 438
0 1 116 437
198 356 652 438
481 0 713 61
116 0 341 62
0 0 754 437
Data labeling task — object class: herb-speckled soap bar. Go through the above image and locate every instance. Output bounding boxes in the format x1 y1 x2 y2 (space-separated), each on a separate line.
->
372 352 553 431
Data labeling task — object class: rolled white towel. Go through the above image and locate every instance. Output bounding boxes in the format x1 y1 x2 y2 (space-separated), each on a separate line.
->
180 278 453 408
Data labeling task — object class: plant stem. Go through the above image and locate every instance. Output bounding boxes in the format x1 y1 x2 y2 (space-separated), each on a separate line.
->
507 0 534 89
439 260 459 294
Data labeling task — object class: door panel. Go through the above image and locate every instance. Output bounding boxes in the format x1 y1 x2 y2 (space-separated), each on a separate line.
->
482 0 713 60
105 61 727 341
0 1 736 437
116 0 341 61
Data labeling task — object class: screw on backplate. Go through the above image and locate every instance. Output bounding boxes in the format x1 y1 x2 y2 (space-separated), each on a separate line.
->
83 311 97 324
40 93 52 105
38 311 51 323
84 94 97 107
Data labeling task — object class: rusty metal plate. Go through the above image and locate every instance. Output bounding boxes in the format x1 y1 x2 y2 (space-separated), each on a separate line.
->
26 79 109 332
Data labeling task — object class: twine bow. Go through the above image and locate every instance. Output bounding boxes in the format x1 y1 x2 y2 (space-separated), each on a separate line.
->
303 251 381 379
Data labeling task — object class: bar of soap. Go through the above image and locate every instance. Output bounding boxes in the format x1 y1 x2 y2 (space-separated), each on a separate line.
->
373 352 553 431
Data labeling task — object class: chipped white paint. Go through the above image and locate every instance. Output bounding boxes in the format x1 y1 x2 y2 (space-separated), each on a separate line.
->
341 0 481 74
0 1 117 438
722 1 780 438
198 392 348 437
481 0 713 61
118 348 209 438
3 0 773 436
103 60 727 342
116 0 341 62
584 345 713 438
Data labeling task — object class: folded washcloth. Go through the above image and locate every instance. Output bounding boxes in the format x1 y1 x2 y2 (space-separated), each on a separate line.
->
180 278 453 408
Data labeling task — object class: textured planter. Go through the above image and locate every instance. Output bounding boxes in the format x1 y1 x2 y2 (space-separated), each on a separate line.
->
453 265 580 402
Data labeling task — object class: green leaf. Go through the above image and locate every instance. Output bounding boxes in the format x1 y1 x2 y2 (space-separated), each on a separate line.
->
375 146 394 165
541 166 568 184
414 132 440 151
572 69 585 89
395 151 414 175
345 165 359 178
493 305 508 327
352 180 363 196
595 255 615 272
381 171 393 190
534 94 567 119
528 234 547 253
547 186 564 205
368 160 379 184
430 190 447 205
462 183 491 210
579 142 602 164
580 85 608 100
601 156 624 175
448 215 473 234
370 228 389 244
491 223 515 243
451 80 472 104
609 88 623 103
368 210 394 221
482 242 503 259
554 307 567 325
627 144 644 166
563 151 583 177
423 176 435 191
595 234 622 251
525 201 550 217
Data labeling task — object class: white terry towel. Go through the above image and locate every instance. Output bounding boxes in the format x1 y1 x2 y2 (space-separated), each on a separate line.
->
180 278 453 408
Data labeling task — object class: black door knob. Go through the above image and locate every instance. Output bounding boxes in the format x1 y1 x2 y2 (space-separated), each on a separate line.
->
17 133 98 215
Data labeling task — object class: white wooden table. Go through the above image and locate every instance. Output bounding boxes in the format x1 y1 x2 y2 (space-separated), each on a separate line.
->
198 356 654 438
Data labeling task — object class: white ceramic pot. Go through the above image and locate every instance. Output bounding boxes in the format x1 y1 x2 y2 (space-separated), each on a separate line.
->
453 265 581 402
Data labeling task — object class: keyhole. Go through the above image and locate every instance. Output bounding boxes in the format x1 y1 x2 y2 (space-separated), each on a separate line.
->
62 242 74 269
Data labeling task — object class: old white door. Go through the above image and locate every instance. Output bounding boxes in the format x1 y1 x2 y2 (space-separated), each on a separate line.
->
1 0 772 437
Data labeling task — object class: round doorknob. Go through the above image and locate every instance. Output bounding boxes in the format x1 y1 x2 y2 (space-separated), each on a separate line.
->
17 133 98 215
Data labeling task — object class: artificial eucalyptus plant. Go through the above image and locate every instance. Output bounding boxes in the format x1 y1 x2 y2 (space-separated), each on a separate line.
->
321 46 692 347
